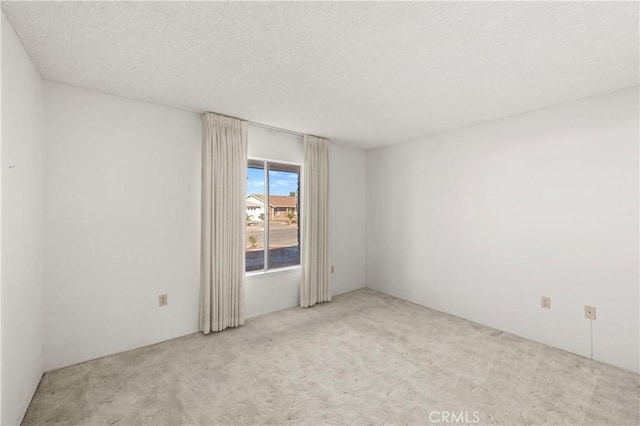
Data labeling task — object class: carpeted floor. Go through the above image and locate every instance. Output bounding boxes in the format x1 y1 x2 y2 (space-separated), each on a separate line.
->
23 288 639 425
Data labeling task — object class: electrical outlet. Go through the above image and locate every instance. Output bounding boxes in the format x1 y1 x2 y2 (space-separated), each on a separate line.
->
584 305 596 320
541 296 551 309
159 294 168 307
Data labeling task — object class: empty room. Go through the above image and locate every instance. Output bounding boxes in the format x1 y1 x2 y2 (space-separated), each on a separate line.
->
1 1 638 425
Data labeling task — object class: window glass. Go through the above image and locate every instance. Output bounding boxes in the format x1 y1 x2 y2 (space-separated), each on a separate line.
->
246 162 265 271
246 160 300 272
267 164 300 269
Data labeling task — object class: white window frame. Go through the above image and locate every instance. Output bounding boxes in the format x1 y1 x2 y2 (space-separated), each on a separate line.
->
246 157 302 275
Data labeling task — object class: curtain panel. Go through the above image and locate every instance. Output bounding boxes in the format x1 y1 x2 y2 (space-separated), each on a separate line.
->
200 112 248 333
301 135 330 308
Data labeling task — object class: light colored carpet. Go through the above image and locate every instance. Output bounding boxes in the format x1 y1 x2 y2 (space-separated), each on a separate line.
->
23 288 639 425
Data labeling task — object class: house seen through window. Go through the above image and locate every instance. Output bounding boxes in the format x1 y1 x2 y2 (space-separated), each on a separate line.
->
246 159 300 272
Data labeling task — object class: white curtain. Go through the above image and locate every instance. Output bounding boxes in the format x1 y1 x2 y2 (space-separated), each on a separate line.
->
301 135 330 308
200 112 247 333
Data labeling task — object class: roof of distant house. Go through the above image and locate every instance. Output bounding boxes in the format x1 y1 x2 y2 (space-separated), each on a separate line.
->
248 194 297 208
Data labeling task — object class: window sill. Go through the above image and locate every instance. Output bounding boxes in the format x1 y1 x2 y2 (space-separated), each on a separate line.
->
246 265 301 278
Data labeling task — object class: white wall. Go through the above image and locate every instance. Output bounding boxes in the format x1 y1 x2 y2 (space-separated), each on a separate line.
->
329 143 367 296
366 88 639 372
1 13 45 425
245 126 367 318
43 82 201 370
43 87 367 368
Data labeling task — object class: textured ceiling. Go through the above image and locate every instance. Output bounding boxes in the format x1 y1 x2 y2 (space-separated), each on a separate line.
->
2 1 638 149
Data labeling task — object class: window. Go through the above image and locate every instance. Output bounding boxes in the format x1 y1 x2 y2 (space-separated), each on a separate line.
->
246 159 301 272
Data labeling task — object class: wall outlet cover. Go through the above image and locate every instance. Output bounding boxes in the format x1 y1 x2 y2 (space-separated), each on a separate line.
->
584 305 596 320
541 296 551 309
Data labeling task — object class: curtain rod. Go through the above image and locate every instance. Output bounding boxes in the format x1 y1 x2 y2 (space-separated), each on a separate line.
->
248 121 304 138
204 111 322 139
